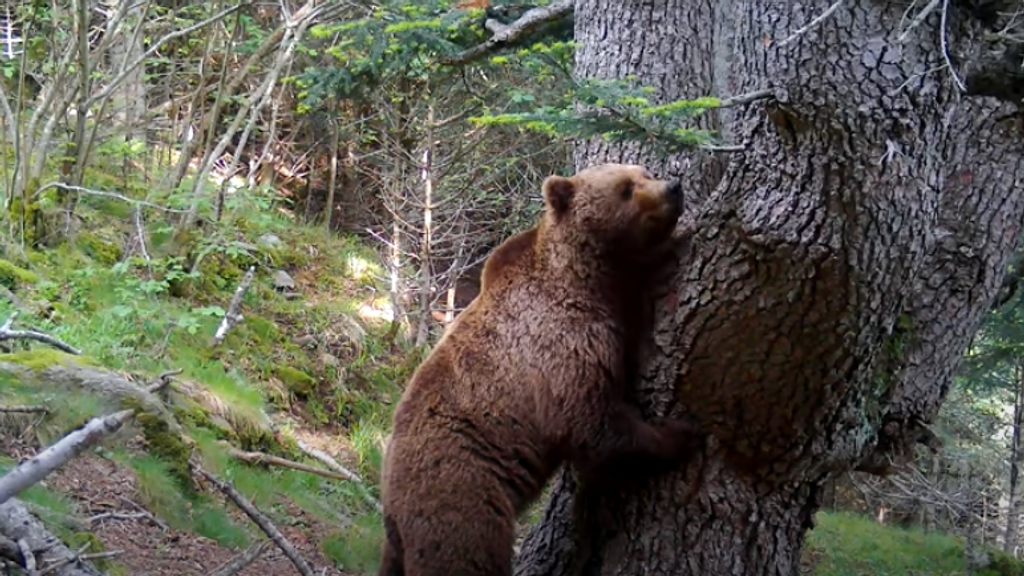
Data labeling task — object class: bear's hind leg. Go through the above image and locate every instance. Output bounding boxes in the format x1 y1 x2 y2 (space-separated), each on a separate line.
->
378 515 405 576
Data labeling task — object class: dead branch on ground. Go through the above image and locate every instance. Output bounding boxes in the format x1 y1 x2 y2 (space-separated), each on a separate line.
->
0 405 49 414
0 498 107 576
0 312 81 355
203 540 271 576
211 266 257 347
0 410 134 505
289 438 382 512
193 464 316 576
224 444 362 483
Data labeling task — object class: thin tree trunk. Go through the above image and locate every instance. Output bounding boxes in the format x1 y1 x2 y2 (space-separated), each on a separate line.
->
1006 359 1024 553
514 1 1024 575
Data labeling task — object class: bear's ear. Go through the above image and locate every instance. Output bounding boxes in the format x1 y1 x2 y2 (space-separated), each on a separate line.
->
542 175 575 216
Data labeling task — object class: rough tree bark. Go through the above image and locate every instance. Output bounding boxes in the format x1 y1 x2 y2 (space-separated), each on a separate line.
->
513 1 1024 575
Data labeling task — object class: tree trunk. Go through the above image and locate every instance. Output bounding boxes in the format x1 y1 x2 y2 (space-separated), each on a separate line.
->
1006 359 1024 553
514 1 1024 575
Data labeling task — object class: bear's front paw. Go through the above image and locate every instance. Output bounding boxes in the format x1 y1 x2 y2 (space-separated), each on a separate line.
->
651 416 705 460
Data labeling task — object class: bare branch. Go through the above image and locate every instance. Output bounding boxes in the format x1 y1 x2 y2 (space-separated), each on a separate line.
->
86 2 251 109
34 181 191 214
444 0 573 66
203 540 271 576
0 409 134 505
897 0 942 42
211 266 257 347
0 406 49 414
777 0 846 47
0 312 82 355
941 0 968 92
193 465 316 576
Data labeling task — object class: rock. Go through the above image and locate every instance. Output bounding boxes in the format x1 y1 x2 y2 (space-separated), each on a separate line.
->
273 270 296 291
258 233 282 247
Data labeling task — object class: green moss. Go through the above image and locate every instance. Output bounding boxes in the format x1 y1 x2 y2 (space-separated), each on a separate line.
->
0 258 39 289
136 413 193 488
276 365 318 396
0 349 101 370
77 231 124 265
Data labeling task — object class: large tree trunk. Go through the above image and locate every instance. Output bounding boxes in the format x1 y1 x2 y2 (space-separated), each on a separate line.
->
514 1 1024 575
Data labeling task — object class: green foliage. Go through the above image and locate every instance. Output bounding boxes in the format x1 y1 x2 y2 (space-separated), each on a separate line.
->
321 513 385 574
806 512 968 576
472 59 721 156
0 258 39 289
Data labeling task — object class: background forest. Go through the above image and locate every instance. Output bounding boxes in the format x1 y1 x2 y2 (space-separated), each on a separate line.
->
0 0 1021 575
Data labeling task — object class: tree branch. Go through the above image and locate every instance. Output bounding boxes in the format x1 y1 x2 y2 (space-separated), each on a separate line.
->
0 409 134 505
193 465 316 576
202 540 271 576
0 312 82 355
443 0 574 66
211 266 257 347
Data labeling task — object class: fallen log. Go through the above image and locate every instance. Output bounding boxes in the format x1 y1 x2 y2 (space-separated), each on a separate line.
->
0 498 107 576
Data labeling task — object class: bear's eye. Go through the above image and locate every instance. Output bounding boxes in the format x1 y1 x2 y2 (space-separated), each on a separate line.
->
620 181 634 200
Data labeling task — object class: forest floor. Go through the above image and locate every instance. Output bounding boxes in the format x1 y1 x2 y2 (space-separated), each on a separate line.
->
4 431 353 576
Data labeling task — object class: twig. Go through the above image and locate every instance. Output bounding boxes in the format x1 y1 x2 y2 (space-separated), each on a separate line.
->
34 182 191 214
0 410 134 505
202 540 271 576
38 550 124 576
716 88 775 108
444 0 573 65
897 0 941 42
0 405 49 414
193 465 315 576
211 266 257 347
145 369 183 394
119 497 169 531
87 512 148 523
940 0 968 92
294 439 363 483
777 0 845 47
0 312 81 355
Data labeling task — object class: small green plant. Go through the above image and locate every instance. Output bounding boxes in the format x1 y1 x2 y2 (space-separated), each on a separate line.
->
321 513 385 574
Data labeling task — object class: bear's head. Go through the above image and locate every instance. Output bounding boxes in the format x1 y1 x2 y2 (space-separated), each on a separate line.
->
541 163 683 257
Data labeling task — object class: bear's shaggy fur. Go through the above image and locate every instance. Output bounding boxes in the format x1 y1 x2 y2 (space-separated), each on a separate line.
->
377 163 700 576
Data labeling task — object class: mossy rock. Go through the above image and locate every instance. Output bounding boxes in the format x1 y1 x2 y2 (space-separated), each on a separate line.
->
0 258 39 290
77 231 124 265
275 366 317 397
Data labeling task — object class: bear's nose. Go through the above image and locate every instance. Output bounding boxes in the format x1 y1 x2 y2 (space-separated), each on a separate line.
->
666 179 682 200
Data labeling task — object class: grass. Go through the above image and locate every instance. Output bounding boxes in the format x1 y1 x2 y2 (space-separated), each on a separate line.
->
0 198 408 572
321 512 385 574
804 511 1024 576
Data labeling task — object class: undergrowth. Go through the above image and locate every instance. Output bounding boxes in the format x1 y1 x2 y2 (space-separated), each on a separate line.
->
0 191 416 573
805 511 1024 576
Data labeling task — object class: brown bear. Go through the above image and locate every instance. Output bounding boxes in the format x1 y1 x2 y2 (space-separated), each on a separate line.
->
377 163 701 576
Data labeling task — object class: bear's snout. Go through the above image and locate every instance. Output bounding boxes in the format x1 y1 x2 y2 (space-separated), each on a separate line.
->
665 179 683 212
